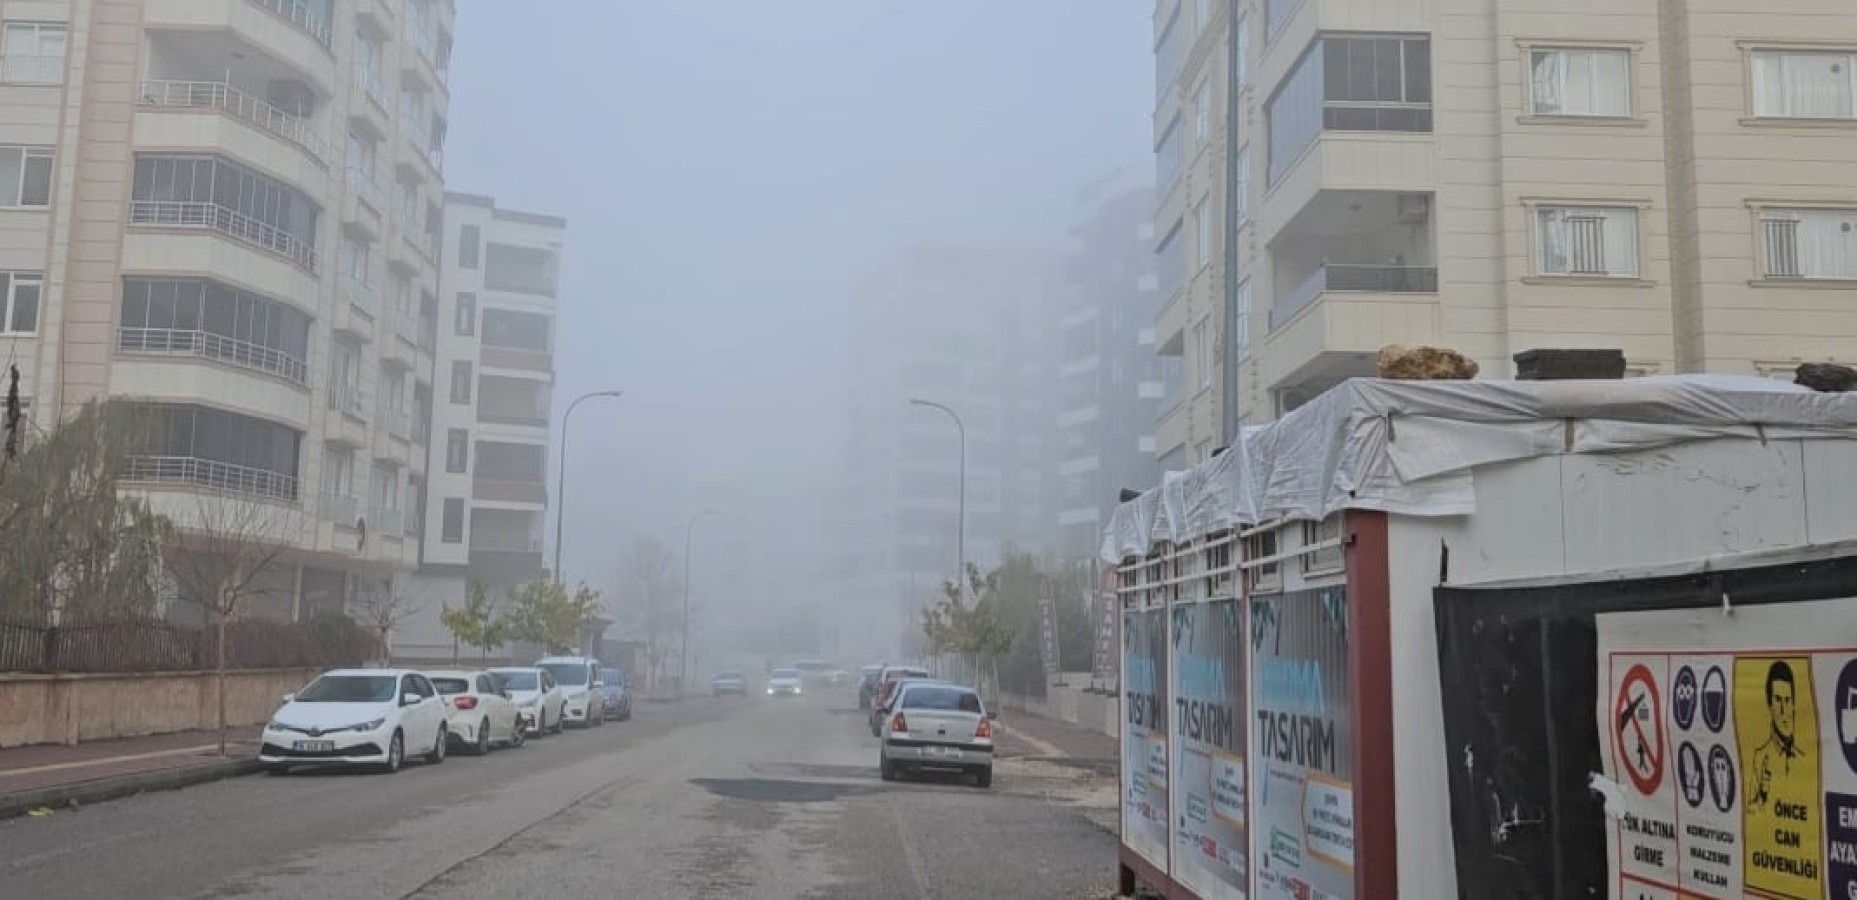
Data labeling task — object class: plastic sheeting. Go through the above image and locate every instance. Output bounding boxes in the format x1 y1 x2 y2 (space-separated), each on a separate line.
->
1100 374 1857 562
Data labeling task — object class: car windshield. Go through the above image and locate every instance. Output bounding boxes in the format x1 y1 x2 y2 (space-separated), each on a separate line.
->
494 671 539 691
538 663 589 686
430 677 472 695
293 675 397 703
901 687 983 713
771 669 800 679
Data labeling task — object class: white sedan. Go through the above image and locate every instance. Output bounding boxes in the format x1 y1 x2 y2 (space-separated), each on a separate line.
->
428 670 524 755
260 669 450 774
489 667 568 736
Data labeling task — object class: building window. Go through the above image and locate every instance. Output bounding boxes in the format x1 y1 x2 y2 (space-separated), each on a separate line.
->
441 498 465 543
1195 80 1213 146
1234 145 1251 223
1194 198 1213 270
484 243 559 296
1268 35 1432 183
0 272 40 334
446 428 469 472
134 403 303 501
2 22 66 84
1193 317 1213 389
130 155 320 268
458 224 480 269
481 308 551 351
119 278 312 383
0 146 52 207
1155 115 1183 194
1760 209 1857 279
455 292 476 335
1751 50 1856 120
1233 279 1251 359
450 361 473 403
1536 206 1640 277
1530 48 1632 117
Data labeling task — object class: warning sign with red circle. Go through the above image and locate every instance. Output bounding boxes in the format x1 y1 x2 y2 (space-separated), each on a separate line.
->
1614 663 1666 795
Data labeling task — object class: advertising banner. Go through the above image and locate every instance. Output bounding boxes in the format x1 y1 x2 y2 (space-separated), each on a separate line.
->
1595 596 1857 900
1170 599 1249 897
1124 607 1170 868
1251 587 1354 900
1094 566 1119 683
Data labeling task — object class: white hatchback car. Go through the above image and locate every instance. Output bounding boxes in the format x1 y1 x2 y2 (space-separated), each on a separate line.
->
428 670 524 755
489 667 568 736
260 669 450 774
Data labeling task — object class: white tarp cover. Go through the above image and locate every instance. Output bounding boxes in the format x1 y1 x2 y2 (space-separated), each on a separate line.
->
1100 374 1857 562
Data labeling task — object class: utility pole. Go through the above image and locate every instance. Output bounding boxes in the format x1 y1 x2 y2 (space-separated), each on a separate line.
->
681 508 720 697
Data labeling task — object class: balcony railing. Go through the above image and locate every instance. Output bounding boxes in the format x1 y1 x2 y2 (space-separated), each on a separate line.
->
403 227 436 261
469 537 543 553
329 383 365 418
472 475 547 505
381 406 412 439
400 116 432 157
139 81 328 163
341 275 378 317
128 201 318 274
355 62 388 110
249 0 332 47
347 167 384 212
117 327 309 386
0 54 63 85
393 305 419 342
370 505 404 536
323 491 359 524
476 408 548 428
1272 264 1439 328
126 455 299 502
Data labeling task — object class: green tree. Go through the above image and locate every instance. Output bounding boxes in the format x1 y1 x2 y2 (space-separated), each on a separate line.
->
502 579 605 654
439 576 507 662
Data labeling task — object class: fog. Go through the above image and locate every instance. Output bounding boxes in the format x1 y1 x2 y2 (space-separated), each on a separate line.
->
443 2 1150 661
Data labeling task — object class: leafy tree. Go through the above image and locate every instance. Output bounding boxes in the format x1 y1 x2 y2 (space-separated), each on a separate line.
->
502 579 605 654
439 576 506 662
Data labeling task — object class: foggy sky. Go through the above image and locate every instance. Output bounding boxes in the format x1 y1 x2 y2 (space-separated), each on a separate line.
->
442 2 1151 623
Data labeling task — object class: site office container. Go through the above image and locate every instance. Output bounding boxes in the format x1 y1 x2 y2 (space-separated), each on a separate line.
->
1106 376 1857 900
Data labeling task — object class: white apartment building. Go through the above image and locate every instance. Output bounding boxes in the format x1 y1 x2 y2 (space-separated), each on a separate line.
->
2 0 453 618
398 192 564 662
1155 0 1857 443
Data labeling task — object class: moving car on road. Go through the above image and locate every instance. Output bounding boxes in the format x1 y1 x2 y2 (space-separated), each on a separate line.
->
711 670 748 697
429 669 524 755
536 656 605 728
856 665 883 710
261 669 450 775
490 667 568 735
599 667 632 722
766 668 803 697
878 682 995 788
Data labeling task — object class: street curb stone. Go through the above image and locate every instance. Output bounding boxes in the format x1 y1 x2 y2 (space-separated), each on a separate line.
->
0 757 262 821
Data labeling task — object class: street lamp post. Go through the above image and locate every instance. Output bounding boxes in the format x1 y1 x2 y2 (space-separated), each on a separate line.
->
908 398 966 597
552 390 623 585
681 507 720 698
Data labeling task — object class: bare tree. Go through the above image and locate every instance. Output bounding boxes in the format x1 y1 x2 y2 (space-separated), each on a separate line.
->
612 535 680 693
164 492 298 755
352 580 425 665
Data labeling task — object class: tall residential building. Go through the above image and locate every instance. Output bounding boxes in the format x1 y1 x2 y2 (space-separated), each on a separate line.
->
1054 171 1173 559
837 245 1054 658
1156 0 1857 435
399 192 564 662
3 0 453 618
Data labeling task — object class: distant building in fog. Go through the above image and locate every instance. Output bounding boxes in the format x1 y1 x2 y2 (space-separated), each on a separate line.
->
1053 171 1175 559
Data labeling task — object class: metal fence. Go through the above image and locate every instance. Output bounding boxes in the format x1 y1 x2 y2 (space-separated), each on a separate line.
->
0 616 379 673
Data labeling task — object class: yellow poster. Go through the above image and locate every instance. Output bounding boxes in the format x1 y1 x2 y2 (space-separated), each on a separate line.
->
1734 656 1822 899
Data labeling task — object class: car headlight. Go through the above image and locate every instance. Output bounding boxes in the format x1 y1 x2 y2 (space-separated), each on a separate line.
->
351 718 386 732
266 720 289 732
766 687 775 694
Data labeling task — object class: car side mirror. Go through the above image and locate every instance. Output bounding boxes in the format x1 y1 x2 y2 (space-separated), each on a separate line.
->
281 692 295 704
402 692 422 707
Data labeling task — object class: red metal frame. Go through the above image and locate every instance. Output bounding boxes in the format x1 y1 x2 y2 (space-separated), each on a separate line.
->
1344 510 1397 900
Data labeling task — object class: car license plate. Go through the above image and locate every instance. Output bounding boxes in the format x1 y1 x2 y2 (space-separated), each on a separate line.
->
929 746 955 757
293 740 334 752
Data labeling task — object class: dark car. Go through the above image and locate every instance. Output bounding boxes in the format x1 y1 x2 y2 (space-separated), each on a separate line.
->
856 665 883 710
868 673 938 737
598 668 632 722
711 670 747 697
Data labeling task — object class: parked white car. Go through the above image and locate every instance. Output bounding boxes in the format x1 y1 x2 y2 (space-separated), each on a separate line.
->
535 656 605 728
489 667 568 736
428 670 524 755
260 669 449 775
878 681 995 788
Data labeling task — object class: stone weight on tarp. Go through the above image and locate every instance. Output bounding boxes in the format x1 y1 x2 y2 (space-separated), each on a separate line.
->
1376 344 1480 380
1795 362 1857 393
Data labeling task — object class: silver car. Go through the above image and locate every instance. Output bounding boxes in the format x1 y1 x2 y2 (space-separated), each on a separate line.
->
877 682 995 788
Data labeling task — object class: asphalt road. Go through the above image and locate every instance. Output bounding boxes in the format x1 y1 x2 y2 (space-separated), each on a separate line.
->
0 693 1116 899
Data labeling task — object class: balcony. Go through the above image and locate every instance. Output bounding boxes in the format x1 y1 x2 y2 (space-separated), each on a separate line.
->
322 490 359 525
118 327 309 386
392 305 418 344
378 405 411 441
370 505 404 537
479 346 552 374
472 474 547 505
138 81 327 166
1268 190 1438 328
328 383 366 420
354 62 388 112
128 201 317 274
249 0 331 47
340 275 378 318
126 455 299 503
347 167 385 214
1272 264 1438 328
476 406 548 429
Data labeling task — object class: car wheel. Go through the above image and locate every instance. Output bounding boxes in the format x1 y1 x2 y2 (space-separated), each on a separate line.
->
973 767 992 789
510 719 527 748
265 764 290 777
426 725 447 764
536 711 547 736
383 730 404 774
474 720 491 755
551 711 565 734
879 758 897 782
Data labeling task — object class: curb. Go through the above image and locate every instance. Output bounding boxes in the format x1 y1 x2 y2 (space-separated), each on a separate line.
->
0 757 262 821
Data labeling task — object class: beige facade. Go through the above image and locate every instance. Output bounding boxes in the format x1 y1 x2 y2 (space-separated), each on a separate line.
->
2 0 453 617
1156 0 1857 436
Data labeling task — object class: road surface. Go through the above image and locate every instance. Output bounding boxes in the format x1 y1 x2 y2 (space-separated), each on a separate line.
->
0 693 1116 899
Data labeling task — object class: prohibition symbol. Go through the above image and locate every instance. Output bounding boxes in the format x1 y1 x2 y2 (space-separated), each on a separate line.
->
1614 663 1666 795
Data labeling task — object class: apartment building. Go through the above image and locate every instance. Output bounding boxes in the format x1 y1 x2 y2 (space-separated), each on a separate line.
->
1054 171 1173 559
837 245 1054 658
0 0 452 618
398 192 565 661
1155 0 1857 437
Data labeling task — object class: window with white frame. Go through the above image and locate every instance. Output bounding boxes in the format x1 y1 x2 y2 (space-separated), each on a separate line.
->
1751 49 1856 119
1195 80 1213 145
1194 197 1213 270
0 271 40 334
1233 279 1251 358
1529 47 1633 117
0 146 51 207
1536 206 1640 277
1760 209 1857 279
1244 528 1281 592
2 22 66 84
1193 316 1213 388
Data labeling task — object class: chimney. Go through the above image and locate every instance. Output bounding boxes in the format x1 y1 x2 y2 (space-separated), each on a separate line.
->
1512 349 1626 381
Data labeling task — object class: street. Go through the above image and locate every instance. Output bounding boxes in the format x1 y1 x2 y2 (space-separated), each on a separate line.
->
0 695 1116 900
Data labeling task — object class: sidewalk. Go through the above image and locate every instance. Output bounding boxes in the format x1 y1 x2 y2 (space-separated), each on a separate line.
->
996 709 1119 764
0 728 261 820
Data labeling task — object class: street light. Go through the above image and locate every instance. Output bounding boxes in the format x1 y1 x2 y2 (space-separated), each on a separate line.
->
552 390 623 584
908 398 966 597
681 507 720 698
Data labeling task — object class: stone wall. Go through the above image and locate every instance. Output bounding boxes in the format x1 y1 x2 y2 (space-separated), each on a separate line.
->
0 668 323 748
